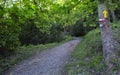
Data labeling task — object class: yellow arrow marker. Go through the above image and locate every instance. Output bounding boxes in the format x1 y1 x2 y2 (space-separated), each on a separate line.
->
103 9 108 18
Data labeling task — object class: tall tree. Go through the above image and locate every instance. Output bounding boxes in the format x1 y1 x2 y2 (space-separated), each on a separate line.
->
98 0 116 73
109 0 117 22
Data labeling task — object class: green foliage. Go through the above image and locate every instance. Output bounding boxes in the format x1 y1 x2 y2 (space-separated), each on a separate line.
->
0 6 20 55
65 29 107 75
0 0 120 74
64 35 73 42
90 54 102 68
112 21 120 50
0 0 99 51
70 20 97 36
19 20 64 45
19 18 44 45
65 21 120 75
112 22 120 70
70 21 85 36
47 24 64 43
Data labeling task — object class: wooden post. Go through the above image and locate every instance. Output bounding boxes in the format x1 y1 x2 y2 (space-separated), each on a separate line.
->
98 0 116 73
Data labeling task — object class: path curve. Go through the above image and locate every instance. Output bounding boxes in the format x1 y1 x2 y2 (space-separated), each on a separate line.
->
3 38 81 75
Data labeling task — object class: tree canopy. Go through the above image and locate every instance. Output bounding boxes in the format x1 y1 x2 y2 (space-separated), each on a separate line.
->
0 0 120 53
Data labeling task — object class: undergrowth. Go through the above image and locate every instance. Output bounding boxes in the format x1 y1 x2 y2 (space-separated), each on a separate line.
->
65 21 120 75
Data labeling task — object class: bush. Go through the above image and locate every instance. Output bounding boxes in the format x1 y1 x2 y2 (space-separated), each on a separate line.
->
70 20 96 36
47 24 64 43
19 20 64 45
0 19 20 56
70 21 85 36
19 19 43 45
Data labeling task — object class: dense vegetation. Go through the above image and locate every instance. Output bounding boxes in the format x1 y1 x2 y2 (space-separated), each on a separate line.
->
0 0 96 73
0 0 120 74
66 22 120 75
0 0 97 56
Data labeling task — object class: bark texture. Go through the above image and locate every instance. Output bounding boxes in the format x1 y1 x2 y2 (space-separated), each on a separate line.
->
98 0 116 72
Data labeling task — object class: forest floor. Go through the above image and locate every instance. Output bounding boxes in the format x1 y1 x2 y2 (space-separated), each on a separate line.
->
3 38 81 75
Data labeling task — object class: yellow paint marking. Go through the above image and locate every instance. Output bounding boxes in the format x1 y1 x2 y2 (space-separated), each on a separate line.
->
103 9 108 18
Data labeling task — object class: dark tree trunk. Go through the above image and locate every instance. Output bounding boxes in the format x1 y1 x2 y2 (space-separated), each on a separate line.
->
98 0 116 73
110 10 117 22
109 0 117 22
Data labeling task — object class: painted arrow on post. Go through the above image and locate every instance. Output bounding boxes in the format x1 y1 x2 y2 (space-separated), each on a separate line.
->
102 9 108 19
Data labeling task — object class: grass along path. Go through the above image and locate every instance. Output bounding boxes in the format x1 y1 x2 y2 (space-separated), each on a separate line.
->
0 36 73 74
3 38 80 75
65 22 120 75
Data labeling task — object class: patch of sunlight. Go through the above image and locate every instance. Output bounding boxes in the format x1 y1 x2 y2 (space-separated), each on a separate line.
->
53 0 66 6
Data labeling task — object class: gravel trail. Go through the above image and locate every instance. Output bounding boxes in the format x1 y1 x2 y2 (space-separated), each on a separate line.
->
3 38 80 75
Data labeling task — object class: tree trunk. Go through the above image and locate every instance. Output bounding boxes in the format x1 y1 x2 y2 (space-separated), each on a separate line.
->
98 0 116 73
109 0 117 22
110 10 117 22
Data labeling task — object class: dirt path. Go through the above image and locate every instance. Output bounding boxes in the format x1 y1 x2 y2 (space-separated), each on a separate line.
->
3 38 81 75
